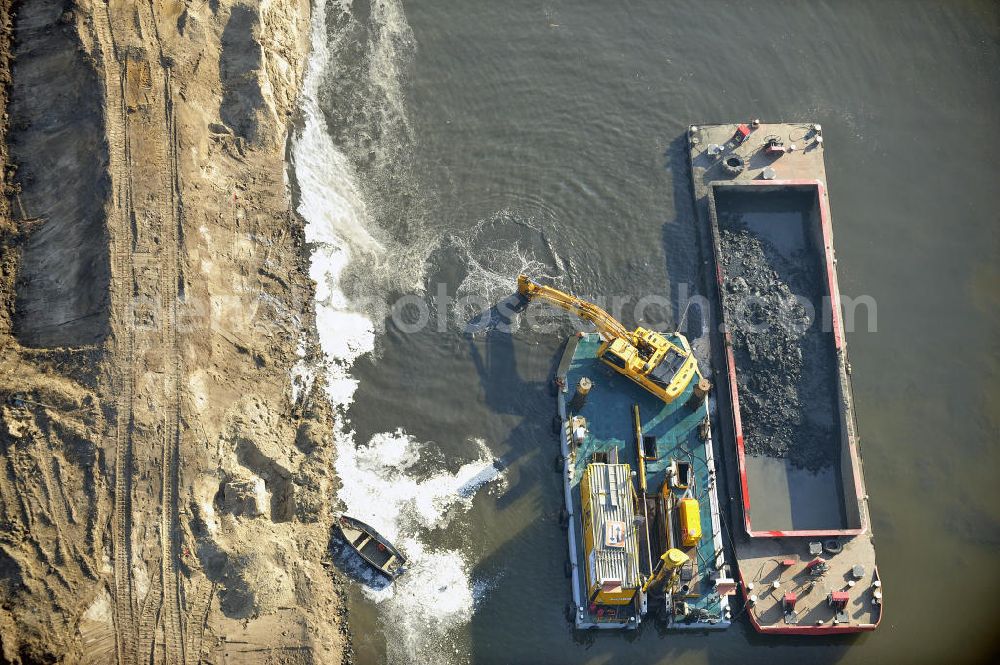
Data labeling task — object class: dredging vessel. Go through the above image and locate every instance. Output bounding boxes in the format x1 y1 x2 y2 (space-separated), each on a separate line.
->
517 276 734 630
688 122 882 633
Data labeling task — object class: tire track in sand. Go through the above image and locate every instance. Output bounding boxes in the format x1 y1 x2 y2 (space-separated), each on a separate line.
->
89 5 138 663
89 2 186 663
157 63 185 665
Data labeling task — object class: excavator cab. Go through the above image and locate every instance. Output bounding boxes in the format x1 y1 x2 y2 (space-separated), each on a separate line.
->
599 338 634 371
599 334 697 402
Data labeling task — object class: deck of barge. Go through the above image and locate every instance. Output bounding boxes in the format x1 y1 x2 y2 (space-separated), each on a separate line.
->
687 123 881 633
557 333 732 630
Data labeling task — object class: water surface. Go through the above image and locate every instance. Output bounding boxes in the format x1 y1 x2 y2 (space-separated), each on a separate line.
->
295 2 1000 663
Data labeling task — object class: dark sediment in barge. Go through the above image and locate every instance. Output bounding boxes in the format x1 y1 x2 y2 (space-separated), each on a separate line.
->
717 190 840 471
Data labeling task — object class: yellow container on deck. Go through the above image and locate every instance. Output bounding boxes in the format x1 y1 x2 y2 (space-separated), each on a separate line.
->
678 497 702 547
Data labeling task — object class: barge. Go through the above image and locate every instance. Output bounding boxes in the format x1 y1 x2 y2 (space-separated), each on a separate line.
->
552 333 734 630
688 122 882 633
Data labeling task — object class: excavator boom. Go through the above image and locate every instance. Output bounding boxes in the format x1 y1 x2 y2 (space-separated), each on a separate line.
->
517 275 630 340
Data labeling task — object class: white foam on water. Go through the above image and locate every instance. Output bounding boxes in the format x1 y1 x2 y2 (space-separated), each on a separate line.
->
336 431 504 542
451 211 561 311
293 2 504 663
293 0 379 409
374 539 475 664
446 210 567 334
337 431 507 656
331 432 504 664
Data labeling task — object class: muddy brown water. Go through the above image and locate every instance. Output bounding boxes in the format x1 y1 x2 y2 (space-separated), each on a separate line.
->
323 1 1000 663
323 1 1000 664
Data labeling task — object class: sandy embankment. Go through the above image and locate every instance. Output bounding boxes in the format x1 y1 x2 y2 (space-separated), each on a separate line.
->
0 1 349 663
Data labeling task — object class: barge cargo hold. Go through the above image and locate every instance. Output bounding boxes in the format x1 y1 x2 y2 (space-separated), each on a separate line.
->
555 333 733 630
688 123 882 633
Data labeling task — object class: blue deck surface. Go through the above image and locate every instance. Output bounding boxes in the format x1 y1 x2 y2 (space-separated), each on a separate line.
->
561 334 730 629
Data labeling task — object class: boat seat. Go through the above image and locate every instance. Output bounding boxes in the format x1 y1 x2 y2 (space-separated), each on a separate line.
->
354 535 373 550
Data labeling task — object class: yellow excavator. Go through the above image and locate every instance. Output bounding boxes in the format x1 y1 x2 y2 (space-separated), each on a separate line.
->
516 275 700 403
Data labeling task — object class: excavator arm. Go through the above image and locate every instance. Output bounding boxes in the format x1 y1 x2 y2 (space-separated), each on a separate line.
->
516 274 702 404
516 275 630 340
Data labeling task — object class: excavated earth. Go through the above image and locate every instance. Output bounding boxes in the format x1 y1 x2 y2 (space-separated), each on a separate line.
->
719 224 840 472
0 1 349 663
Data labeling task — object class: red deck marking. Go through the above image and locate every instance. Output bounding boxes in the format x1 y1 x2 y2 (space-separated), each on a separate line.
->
735 560 881 634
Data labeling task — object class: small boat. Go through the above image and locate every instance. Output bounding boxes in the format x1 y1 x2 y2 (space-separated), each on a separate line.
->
336 515 407 579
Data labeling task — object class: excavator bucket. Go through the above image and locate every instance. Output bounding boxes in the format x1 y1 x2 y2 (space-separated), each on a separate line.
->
516 274 537 296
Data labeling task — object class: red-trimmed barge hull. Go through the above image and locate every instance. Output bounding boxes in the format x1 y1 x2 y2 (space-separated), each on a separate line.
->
688 123 882 634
